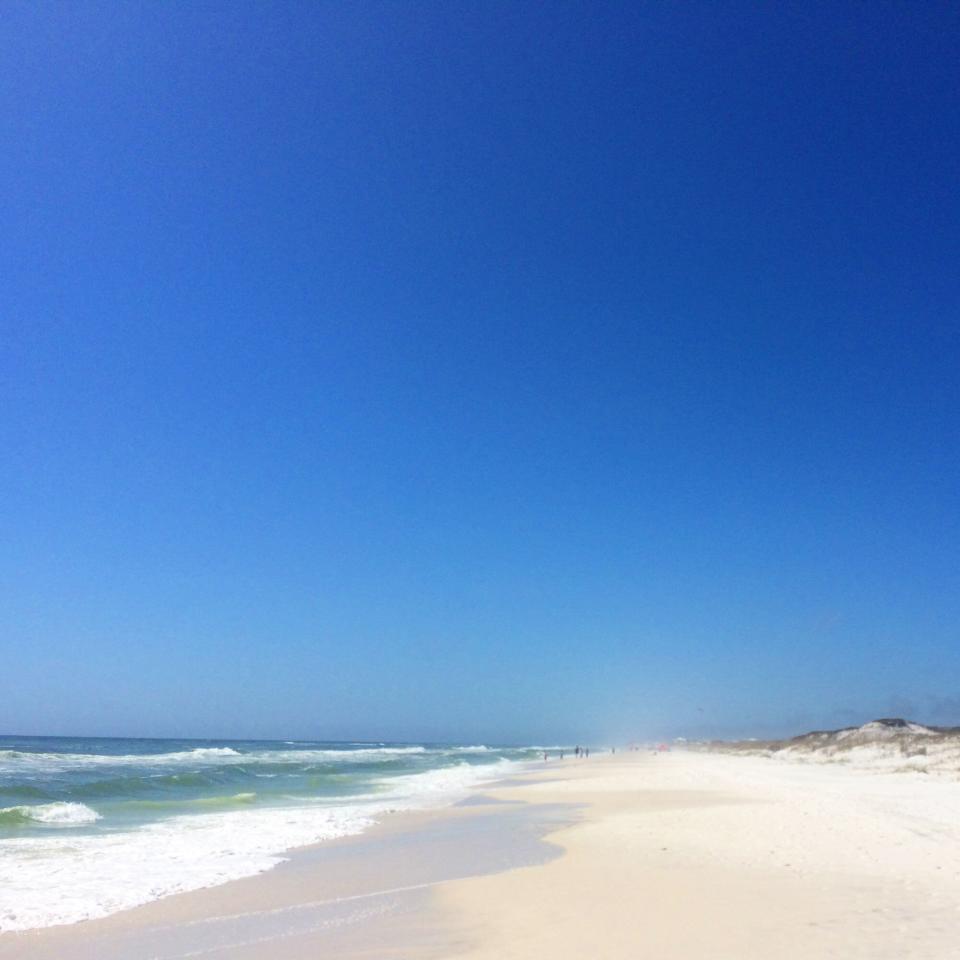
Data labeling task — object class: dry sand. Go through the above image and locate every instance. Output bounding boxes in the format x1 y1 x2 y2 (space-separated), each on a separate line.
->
4 749 960 958
432 751 960 959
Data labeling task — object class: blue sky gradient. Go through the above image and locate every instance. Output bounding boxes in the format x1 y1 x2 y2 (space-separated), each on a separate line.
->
2 2 958 742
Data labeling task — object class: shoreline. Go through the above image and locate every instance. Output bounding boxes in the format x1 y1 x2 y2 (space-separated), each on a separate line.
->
0 760 575 959
5 751 960 958
0 743 543 934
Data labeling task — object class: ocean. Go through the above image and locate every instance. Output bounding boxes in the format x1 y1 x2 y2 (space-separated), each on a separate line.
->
0 735 546 932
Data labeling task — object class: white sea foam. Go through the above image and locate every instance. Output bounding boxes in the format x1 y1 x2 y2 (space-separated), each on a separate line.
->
0 802 102 826
0 745 426 775
0 756 526 932
0 804 372 932
378 759 518 804
0 746 242 774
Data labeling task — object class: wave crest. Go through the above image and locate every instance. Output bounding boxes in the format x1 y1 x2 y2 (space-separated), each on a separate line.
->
0 745 429 774
0 802 101 827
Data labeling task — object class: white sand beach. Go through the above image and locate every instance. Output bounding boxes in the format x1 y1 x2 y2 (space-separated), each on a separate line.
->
4 747 959 959
432 750 960 959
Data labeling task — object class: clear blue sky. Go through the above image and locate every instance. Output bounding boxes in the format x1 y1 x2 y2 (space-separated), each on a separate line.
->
2 2 958 743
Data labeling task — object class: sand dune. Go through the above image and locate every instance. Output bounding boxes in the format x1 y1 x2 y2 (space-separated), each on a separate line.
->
709 717 960 779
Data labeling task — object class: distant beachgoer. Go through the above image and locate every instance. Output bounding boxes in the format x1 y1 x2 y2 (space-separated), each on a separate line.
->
574 745 580 758
543 751 548 761
560 751 564 760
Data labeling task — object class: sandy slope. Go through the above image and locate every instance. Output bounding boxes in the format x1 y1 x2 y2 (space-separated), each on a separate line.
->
714 718 960 778
431 751 960 959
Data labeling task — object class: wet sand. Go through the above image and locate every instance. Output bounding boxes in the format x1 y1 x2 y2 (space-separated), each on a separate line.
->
5 751 960 959
0 786 576 960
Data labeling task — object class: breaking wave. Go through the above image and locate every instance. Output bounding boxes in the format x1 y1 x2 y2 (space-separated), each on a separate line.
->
0 802 102 827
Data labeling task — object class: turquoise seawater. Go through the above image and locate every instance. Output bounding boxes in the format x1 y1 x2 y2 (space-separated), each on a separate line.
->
0 735 547 931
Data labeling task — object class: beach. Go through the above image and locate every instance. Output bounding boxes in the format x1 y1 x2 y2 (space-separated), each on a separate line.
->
8 2 959 953
0 738 541 932
4 748 960 958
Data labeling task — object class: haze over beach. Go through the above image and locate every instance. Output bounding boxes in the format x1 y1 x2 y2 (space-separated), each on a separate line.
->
2 1 959 957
